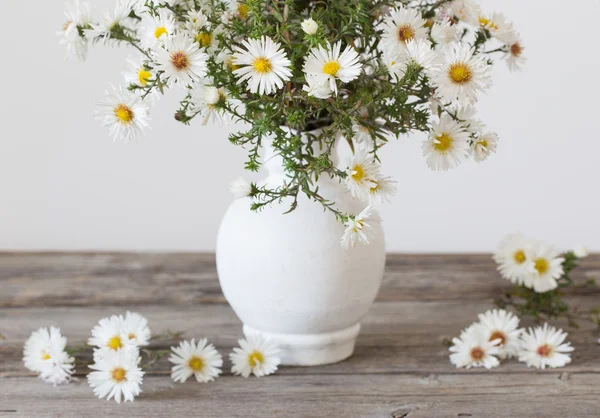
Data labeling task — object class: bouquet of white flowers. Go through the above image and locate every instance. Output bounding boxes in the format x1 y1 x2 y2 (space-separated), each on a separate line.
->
58 0 524 245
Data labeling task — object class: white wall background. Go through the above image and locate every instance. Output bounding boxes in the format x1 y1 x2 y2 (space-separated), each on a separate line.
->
1 0 598 252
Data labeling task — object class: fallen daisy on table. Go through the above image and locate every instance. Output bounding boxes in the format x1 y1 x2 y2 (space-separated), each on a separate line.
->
518 324 574 369
88 347 144 403
477 309 522 359
89 314 142 353
23 327 74 386
449 324 501 369
122 311 152 347
169 339 223 383
230 335 281 378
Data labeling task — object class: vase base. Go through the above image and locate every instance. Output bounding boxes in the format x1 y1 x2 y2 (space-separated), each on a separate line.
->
243 323 360 366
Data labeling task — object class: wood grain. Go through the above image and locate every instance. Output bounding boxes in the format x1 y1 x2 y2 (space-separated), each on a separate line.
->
1 254 599 417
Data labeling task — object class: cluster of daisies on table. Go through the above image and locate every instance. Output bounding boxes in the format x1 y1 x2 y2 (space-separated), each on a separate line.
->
449 234 591 370
58 0 525 248
23 312 281 403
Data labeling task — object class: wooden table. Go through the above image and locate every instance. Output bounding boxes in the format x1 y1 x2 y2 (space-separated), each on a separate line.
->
1 254 599 417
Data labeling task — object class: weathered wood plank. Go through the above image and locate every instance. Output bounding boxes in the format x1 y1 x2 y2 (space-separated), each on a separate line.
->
1 254 598 307
1 374 599 418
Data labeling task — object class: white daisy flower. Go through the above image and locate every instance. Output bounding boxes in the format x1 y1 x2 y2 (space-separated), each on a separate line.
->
193 25 223 53
494 233 536 284
477 309 522 359
23 327 75 386
478 13 516 45
422 115 470 171
573 245 589 259
57 0 91 62
89 314 137 352
518 324 574 369
454 106 485 134
301 18 319 35
449 324 501 369
216 49 239 71
96 86 150 142
433 43 492 105
523 242 565 293
124 60 152 87
344 148 380 199
186 10 208 32
88 347 144 403
505 38 526 72
226 0 250 20
190 78 243 125
381 47 408 83
169 339 223 383
153 33 209 85
472 132 499 162
39 346 75 386
139 9 177 50
352 122 373 144
230 335 281 378
84 0 134 44
380 7 428 51
341 206 381 249
303 41 362 96
431 18 458 47
405 39 441 75
122 311 151 347
446 0 481 25
230 177 252 199
368 175 398 205
232 36 292 95
303 74 334 99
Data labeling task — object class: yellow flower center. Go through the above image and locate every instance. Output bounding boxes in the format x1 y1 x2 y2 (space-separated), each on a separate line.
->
513 250 526 264
248 350 264 368
448 62 473 85
478 140 488 148
154 26 168 39
511 43 523 57
352 164 366 182
433 133 453 152
170 51 190 70
397 24 415 43
188 356 205 372
537 344 553 358
534 258 549 275
195 32 212 47
470 347 485 361
323 61 341 76
253 57 272 74
489 331 506 345
111 367 127 382
41 351 51 360
479 17 499 30
114 105 134 125
370 180 381 194
238 4 249 19
138 69 152 86
107 335 124 350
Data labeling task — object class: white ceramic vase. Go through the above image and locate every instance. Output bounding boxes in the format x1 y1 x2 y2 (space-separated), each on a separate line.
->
216 131 386 366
